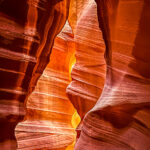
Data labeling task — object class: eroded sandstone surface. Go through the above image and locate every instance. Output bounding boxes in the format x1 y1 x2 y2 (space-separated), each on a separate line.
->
0 0 71 149
67 0 106 137
15 22 80 150
0 0 150 150
74 0 150 149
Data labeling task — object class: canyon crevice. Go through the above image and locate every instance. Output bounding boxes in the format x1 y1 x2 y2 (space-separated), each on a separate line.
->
15 21 80 150
0 0 71 149
67 0 106 137
0 0 150 150
74 0 150 149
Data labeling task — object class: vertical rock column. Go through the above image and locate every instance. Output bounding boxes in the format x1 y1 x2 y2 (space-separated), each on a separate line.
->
67 0 106 137
0 0 70 149
75 0 150 149
15 22 80 150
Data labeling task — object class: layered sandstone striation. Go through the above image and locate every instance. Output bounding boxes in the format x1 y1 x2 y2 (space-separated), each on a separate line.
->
15 22 80 150
75 0 150 149
0 0 70 149
67 0 106 119
67 0 106 136
1 0 150 150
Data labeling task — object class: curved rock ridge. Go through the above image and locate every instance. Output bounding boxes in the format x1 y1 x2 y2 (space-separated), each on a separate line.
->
67 0 106 137
1 0 150 149
0 0 70 149
69 0 93 31
15 22 81 150
75 0 150 149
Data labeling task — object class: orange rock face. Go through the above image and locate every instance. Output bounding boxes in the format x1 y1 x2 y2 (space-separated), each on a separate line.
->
74 0 150 149
67 0 106 136
0 0 150 150
15 22 80 150
0 0 70 149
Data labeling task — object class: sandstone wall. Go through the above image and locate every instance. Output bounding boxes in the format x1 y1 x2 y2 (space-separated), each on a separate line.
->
75 0 150 149
15 22 80 150
67 0 106 137
0 0 70 149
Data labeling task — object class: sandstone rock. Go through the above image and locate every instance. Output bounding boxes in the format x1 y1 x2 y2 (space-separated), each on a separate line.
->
67 0 106 138
1 0 150 149
0 0 70 149
15 21 80 150
75 0 150 149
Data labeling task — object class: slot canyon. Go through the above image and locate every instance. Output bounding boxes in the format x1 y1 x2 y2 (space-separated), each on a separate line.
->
0 0 150 150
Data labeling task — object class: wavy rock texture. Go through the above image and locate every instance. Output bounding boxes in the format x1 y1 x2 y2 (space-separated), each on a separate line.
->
67 0 106 137
68 0 92 31
0 0 70 149
75 0 150 149
1 0 150 150
15 22 80 150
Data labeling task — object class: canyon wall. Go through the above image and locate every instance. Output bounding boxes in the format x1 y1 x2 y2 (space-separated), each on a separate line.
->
0 0 70 149
74 0 150 149
15 22 80 150
0 0 150 150
67 0 106 136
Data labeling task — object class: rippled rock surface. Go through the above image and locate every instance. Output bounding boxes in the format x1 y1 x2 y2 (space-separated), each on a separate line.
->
15 22 80 150
75 0 150 149
0 0 70 149
1 0 150 149
67 0 106 137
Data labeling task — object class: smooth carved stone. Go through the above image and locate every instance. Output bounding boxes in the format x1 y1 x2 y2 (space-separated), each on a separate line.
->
15 22 80 150
75 0 150 149
0 0 70 149
68 0 92 31
67 0 106 137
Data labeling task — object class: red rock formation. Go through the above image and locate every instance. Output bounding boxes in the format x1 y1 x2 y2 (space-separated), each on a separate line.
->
67 0 106 138
1 0 150 149
75 0 150 149
0 0 70 149
15 22 80 150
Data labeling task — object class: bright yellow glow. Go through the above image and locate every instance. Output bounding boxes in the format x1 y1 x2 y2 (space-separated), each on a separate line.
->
67 45 80 150
65 141 75 150
65 111 80 150
71 111 81 129
69 52 76 80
